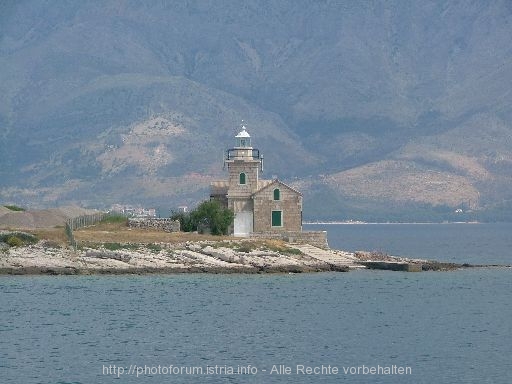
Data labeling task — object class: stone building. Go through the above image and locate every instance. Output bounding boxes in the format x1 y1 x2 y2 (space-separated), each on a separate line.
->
210 124 303 236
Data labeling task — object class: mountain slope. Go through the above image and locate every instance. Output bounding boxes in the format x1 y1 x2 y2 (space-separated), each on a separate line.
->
1 1 512 220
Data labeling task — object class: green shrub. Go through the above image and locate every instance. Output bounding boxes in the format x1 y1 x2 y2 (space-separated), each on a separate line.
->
3 205 25 211
235 244 256 253
41 240 61 249
102 242 138 251
146 243 162 253
233 241 303 255
101 214 128 225
191 201 234 235
6 236 23 247
172 201 234 235
0 232 38 247
280 247 303 255
170 211 196 232
103 242 123 251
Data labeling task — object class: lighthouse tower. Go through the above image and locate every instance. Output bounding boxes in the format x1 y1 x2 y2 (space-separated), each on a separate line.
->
210 121 303 236
224 124 263 236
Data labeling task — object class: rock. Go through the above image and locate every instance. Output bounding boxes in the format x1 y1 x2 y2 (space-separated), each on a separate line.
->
0 237 482 275
202 246 241 263
84 250 131 263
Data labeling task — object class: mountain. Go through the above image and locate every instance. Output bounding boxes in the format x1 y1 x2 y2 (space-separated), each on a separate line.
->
1 0 512 221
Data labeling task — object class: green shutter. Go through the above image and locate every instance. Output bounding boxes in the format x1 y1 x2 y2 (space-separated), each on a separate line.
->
271 210 282 227
239 172 246 184
273 188 280 200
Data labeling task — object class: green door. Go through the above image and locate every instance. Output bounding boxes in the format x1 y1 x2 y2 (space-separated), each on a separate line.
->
271 210 282 227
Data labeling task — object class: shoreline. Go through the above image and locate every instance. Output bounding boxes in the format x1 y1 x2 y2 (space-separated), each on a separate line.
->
2 240 508 276
0 240 353 276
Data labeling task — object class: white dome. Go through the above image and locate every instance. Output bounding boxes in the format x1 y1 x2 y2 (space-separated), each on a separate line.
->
235 125 251 138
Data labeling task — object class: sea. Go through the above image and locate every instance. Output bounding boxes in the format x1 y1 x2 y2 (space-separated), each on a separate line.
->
1 223 511 383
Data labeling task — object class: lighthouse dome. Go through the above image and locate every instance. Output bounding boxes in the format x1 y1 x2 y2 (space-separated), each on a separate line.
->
235 124 251 147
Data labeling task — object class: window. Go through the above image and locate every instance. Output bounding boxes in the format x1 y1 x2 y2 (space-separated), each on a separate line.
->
273 188 280 200
271 210 282 227
239 172 246 185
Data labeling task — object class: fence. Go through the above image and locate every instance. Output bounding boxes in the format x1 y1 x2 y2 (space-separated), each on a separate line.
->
65 212 106 250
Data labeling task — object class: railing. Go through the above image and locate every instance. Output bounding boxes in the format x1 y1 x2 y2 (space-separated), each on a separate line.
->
226 148 261 160
65 212 106 250
224 148 264 171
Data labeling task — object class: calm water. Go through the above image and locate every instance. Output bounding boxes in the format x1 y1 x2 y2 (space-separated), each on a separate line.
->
1 224 511 383
305 222 512 265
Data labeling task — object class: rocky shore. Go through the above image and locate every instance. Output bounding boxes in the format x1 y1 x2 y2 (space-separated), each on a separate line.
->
0 238 356 275
1 233 499 275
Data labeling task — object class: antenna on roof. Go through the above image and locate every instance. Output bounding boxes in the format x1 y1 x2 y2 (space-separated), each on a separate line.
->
241 119 248 132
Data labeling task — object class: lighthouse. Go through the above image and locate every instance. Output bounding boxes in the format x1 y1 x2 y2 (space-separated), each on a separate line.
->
210 122 302 236
224 124 263 236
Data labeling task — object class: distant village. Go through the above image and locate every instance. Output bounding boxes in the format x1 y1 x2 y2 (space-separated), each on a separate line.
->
108 204 188 218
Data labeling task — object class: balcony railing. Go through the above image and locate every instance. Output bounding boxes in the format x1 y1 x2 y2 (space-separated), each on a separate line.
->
226 148 261 160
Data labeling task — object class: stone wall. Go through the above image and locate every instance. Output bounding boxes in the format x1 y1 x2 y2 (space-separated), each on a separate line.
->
253 184 302 232
128 218 180 232
227 159 261 197
250 231 328 249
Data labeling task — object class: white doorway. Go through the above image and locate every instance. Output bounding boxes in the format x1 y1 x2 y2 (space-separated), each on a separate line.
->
234 211 253 237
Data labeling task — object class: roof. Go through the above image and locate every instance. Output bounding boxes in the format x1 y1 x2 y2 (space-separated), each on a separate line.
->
210 180 229 196
235 125 251 138
252 178 302 197
257 179 273 189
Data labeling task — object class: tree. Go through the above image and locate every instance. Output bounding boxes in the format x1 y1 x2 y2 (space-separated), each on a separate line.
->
170 210 196 232
171 200 234 235
192 200 234 235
